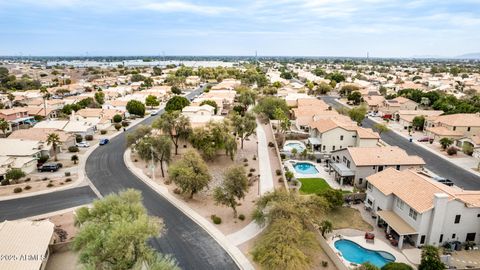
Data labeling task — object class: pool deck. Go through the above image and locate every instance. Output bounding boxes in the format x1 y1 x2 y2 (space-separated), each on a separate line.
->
285 160 353 191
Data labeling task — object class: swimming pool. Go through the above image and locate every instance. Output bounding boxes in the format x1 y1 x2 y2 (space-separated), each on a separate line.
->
283 141 306 153
334 239 395 268
293 162 319 174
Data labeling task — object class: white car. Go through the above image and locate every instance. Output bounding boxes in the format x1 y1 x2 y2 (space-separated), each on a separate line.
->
76 141 90 148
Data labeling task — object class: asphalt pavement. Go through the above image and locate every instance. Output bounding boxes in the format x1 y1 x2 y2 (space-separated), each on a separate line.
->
322 95 480 190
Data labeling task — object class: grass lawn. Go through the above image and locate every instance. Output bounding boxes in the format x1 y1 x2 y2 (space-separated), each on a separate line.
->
298 178 331 194
325 207 373 232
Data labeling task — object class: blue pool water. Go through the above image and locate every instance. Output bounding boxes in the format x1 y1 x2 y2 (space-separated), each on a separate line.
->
285 142 306 152
293 162 319 174
334 239 395 268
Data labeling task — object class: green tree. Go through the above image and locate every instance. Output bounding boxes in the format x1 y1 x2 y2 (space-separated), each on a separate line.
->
347 91 362 105
165 96 190 112
145 95 160 109
340 84 360 96
171 86 182 95
189 120 237 160
94 91 105 105
47 133 61 161
126 100 146 117
0 118 9 135
439 137 454 150
113 114 123 123
236 86 257 112
412 116 425 130
316 82 332 95
313 67 325 76
285 171 294 181
272 81 282 88
319 220 333 237
153 111 191 155
373 123 389 135
168 150 211 198
462 142 474 156
71 154 79 164
317 189 344 210
230 112 256 149
348 106 367 125
327 72 346 83
273 107 291 133
356 263 379 270
5 168 25 184
126 125 152 146
200 100 218 114
73 189 176 270
213 165 249 217
418 245 444 270
136 136 172 178
381 262 413 270
254 96 289 119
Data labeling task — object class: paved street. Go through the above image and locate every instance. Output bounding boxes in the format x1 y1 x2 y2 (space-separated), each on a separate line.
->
322 96 480 190
0 186 96 221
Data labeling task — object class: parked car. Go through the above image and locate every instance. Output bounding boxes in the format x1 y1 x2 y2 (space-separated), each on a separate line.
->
418 137 433 142
76 141 90 148
38 163 61 172
433 176 454 186
99 138 109 145
150 110 159 116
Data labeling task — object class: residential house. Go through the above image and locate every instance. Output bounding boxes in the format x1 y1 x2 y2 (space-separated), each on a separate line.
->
425 113 480 142
193 90 236 115
0 138 51 161
33 120 95 138
366 168 480 249
364 95 385 112
0 108 35 133
329 146 425 187
181 104 224 128
9 128 75 152
393 110 444 130
382 97 419 115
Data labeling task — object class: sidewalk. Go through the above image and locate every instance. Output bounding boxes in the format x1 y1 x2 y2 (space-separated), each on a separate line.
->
124 148 255 270
255 119 274 195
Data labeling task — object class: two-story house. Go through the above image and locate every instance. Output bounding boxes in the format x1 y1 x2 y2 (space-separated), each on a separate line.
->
366 168 480 249
382 97 419 115
0 108 34 133
329 146 425 187
424 113 480 142
308 119 380 155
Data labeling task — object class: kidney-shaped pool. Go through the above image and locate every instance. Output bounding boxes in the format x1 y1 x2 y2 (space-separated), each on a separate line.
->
334 239 396 268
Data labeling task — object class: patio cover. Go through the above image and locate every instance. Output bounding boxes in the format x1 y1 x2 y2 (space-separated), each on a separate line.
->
378 210 417 235
308 137 321 145
330 162 355 177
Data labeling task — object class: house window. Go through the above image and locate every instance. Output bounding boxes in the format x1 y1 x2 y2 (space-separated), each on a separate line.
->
409 207 418 220
372 166 376 170
359 178 363 185
453 126 456 131
452 233 456 239
340 135 344 141
468 127 471 132
420 235 426 244
477 214 480 218
322 145 326 151
367 182 372 190
396 165 400 170
439 234 444 243
396 198 405 210
347 160 350 168
378 165 384 172
454 215 461 224
352 135 357 138
466 233 476 242
332 146 336 151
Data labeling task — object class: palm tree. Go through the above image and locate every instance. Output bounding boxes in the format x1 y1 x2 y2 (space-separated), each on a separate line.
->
47 133 61 161
71 154 79 164
319 220 333 237
0 118 9 136
291 148 298 159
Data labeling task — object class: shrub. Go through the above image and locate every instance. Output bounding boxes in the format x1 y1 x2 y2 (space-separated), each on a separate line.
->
243 158 248 162
47 183 54 187
75 134 83 143
463 143 474 156
65 178 72 182
114 123 122 131
268 141 275 147
278 177 284 182
248 173 253 177
13 187 22 193
100 130 107 135
447 146 457 156
238 214 245 221
57 163 63 168
85 135 93 141
65 172 71 177
38 155 49 163
244 163 248 167
122 120 130 127
134 159 138 162
42 177 49 181
252 155 257 160
24 185 32 190
113 114 123 123
1 179 9 186
24 178 31 182
275 169 282 176
211 215 222 224
68 146 79 153
173 188 181 194
250 168 256 172
321 261 328 267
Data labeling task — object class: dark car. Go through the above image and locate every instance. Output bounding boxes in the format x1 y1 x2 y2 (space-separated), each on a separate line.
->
99 138 109 145
418 137 433 142
433 176 454 186
38 163 60 172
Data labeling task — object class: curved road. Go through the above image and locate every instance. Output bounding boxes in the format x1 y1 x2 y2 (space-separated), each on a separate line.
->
322 95 480 190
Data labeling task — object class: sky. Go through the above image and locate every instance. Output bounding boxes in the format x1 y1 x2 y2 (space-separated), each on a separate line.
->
0 0 479 57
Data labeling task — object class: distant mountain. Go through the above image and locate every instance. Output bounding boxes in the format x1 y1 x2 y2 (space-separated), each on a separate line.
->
456 53 480 59
411 54 445 59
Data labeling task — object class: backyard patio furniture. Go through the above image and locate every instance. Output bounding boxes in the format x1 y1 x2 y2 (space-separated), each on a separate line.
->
365 232 375 241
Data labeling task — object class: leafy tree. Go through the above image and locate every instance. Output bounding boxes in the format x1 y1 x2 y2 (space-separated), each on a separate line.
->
47 133 61 161
153 111 191 155
171 86 182 95
462 143 474 156
6 168 25 184
189 120 237 160
373 123 389 135
254 96 289 119
319 220 333 237
348 106 367 125
340 84 360 96
165 96 190 112
412 116 425 130
381 262 413 270
73 189 176 270
145 95 160 108
313 67 325 76
317 189 344 210
113 114 123 123
291 148 298 159
285 171 294 181
356 263 379 270
126 125 152 146
213 165 249 217
418 245 444 270
168 150 211 198
77 97 97 109
439 137 454 150
71 154 79 164
236 86 257 112
316 82 332 95
200 100 218 114
94 91 105 105
347 91 362 105
272 81 282 88
326 72 346 83
126 100 146 117
136 136 172 178
152 66 163 76
0 118 9 135
273 108 291 133
131 73 147 82
230 112 256 149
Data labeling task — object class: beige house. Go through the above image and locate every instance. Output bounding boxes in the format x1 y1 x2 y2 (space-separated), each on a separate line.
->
181 104 224 128
0 156 37 179
9 128 75 151
329 146 425 187
0 220 55 270
393 110 444 130
364 95 385 112
425 113 480 141
382 97 419 115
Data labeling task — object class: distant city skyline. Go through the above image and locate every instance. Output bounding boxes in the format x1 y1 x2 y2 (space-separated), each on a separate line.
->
0 0 479 57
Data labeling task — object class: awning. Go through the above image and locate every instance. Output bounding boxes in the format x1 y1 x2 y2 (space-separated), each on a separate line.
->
330 162 355 177
308 137 321 145
377 210 417 235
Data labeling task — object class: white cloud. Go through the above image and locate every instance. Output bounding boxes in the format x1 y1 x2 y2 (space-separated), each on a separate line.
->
141 1 233 15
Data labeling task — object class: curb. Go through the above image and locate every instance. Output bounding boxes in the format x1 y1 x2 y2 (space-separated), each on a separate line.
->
123 148 255 270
